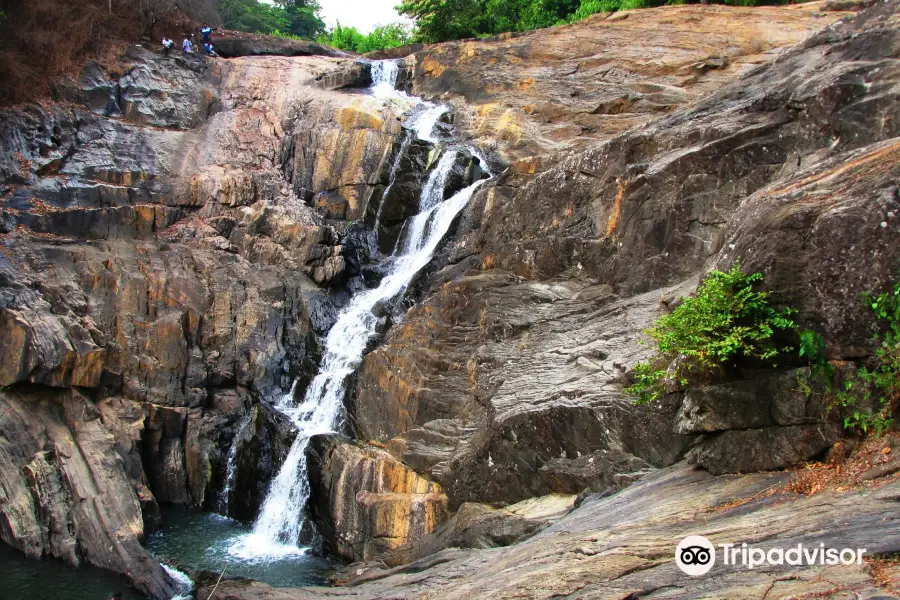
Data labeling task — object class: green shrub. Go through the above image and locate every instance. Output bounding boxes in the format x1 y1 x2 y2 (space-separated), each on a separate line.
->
840 284 899 435
626 263 795 404
799 282 899 437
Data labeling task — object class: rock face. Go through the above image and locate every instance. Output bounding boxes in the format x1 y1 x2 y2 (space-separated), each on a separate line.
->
0 35 428 592
403 3 852 160
0 387 175 599
306 435 449 561
352 0 900 519
199 462 900 600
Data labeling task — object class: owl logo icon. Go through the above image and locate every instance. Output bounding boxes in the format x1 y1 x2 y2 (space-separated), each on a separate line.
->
676 535 715 576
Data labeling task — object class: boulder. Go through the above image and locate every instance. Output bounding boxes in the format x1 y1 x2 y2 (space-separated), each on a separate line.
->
538 449 655 495
213 32 344 58
687 424 846 475
306 435 449 561
0 387 177 599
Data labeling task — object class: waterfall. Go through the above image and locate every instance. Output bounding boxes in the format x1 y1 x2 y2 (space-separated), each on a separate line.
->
228 61 489 559
370 59 400 97
374 131 413 233
409 104 449 143
218 415 251 515
161 563 194 600
401 151 458 253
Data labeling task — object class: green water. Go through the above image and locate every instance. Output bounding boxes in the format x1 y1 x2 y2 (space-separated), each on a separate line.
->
0 544 143 600
0 508 336 600
147 507 337 588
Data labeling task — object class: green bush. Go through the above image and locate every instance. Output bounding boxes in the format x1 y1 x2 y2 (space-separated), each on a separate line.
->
316 22 411 53
626 263 795 404
798 282 899 437
839 284 898 435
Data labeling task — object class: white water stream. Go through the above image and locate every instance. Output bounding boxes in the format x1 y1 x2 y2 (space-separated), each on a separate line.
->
227 60 488 560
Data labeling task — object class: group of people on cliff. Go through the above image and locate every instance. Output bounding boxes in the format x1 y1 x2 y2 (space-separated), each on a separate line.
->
162 24 217 57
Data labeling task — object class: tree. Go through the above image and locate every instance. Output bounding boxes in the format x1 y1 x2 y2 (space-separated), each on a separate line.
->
395 0 486 43
275 0 326 38
221 0 288 33
316 21 411 53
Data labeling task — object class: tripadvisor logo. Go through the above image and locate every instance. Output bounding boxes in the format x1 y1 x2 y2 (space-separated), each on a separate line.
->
676 535 715 576
675 535 868 576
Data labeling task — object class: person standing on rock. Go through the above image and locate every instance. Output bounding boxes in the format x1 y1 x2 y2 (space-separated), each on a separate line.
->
183 37 193 53
200 24 215 45
161 37 174 57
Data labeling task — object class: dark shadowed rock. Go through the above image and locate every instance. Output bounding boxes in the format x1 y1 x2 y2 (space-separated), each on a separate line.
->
687 424 845 475
228 403 297 523
213 32 344 58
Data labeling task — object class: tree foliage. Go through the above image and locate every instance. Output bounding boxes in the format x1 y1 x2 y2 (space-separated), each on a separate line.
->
316 22 412 53
221 0 325 38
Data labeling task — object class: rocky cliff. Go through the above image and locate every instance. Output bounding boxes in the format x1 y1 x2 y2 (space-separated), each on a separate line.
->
0 42 415 596
2 1 900 599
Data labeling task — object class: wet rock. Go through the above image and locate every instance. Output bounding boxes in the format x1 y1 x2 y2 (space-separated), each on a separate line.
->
370 139 432 253
0 387 176 599
307 292 339 335
306 434 449 561
228 403 298 523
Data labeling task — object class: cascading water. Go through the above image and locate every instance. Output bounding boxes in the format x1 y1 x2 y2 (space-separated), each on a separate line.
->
228 60 490 560
218 415 251 514
374 131 413 232
409 104 449 143
370 59 401 97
